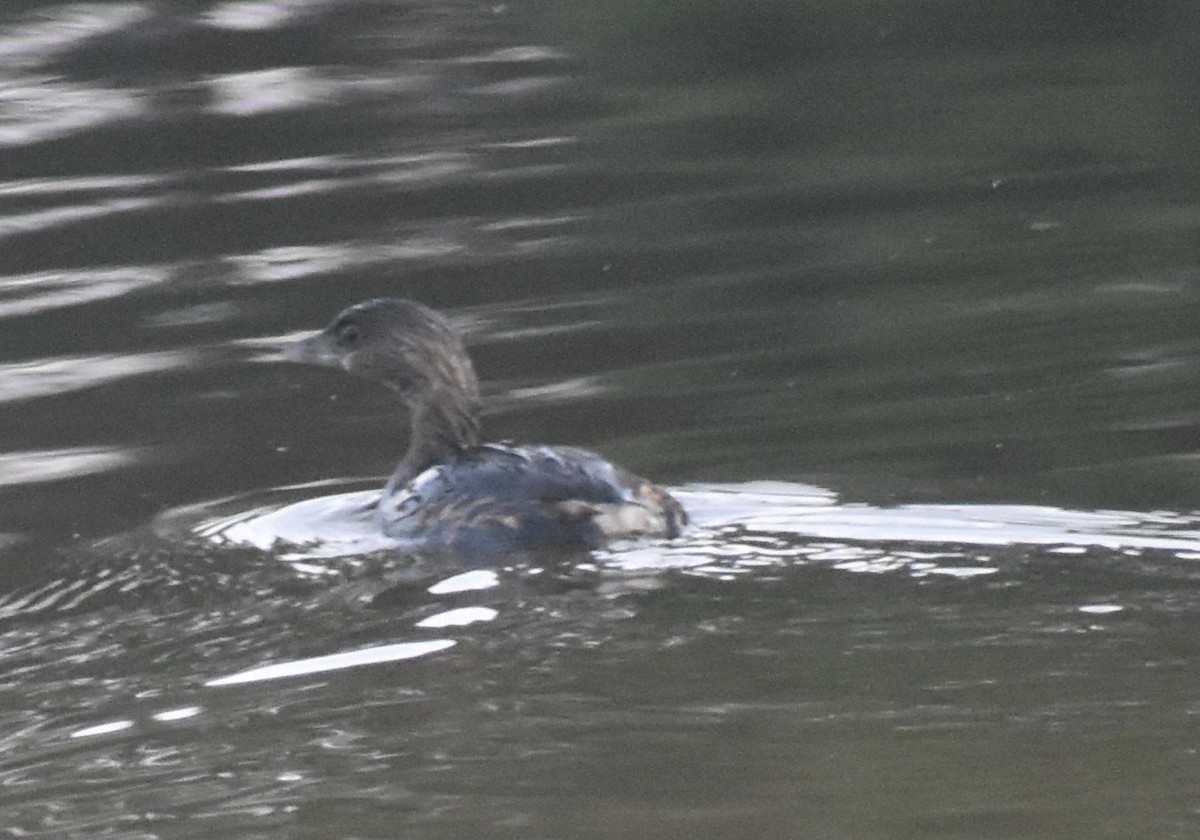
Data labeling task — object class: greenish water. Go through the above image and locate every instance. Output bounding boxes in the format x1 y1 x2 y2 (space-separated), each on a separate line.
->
1 1 1199 837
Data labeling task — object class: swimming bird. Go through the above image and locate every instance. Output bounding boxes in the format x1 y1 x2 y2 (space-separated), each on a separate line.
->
283 298 686 555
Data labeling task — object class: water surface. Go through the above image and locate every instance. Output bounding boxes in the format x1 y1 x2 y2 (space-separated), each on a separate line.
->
1 1 1200 837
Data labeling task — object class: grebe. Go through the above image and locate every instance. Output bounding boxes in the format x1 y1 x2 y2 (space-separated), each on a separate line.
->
283 298 686 554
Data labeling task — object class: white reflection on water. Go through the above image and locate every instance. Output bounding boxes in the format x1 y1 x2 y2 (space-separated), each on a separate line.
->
191 487 390 559
0 77 145 146
0 196 157 236
183 477 1200 585
222 178 351 202
0 445 152 487
70 719 134 739
0 350 194 402
730 498 1200 553
225 154 344 173
223 151 471 182
1078 604 1124 615
203 1 310 31
151 706 201 723
0 4 149 67
428 571 500 594
416 607 500 628
205 639 456 686
455 46 568 64
208 67 341 116
0 173 165 198
69 706 198 741
224 239 464 283
142 301 240 329
0 266 169 318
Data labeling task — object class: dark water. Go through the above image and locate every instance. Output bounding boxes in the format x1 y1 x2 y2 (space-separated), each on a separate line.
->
2 1 1200 836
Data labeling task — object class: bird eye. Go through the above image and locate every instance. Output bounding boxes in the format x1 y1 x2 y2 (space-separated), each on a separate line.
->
335 322 363 348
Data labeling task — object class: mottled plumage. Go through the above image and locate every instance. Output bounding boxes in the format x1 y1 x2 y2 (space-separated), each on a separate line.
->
283 298 686 555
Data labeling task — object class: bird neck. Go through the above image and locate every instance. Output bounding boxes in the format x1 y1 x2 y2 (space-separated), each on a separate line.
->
386 387 481 491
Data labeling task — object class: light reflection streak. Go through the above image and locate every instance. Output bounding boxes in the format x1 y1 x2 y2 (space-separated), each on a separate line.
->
0 78 145 146
226 240 463 284
224 151 470 179
205 639 456 687
0 266 169 318
0 198 158 237
225 154 343 173
415 607 499 628
1078 604 1123 615
0 350 193 402
481 136 576 149
0 446 152 487
203 1 310 31
427 571 499 594
222 178 352 201
677 485 1200 554
151 706 201 722
0 5 149 67
455 46 567 64
71 719 133 739
504 376 605 403
0 173 164 198
68 706 200 741
217 153 472 201
208 68 338 116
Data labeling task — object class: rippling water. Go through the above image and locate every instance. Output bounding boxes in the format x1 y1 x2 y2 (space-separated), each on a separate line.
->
2 0 1200 836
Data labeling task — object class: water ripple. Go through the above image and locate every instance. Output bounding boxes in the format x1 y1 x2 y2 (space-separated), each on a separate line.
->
205 639 456 687
0 76 145 146
0 266 168 317
0 445 154 487
202 1 322 32
0 173 165 198
0 196 158 237
0 350 194 401
0 4 150 68
208 67 343 116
